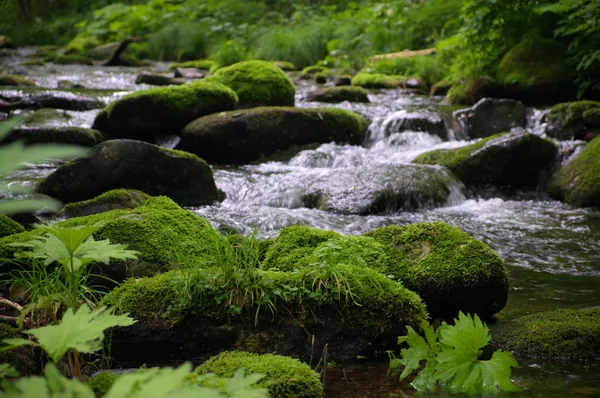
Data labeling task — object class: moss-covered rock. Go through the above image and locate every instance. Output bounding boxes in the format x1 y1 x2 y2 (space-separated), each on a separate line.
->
193 352 323 398
0 214 25 238
102 263 428 363
452 98 526 139
44 52 94 65
261 226 342 270
413 132 558 190
64 36 102 55
59 189 150 218
305 86 369 103
37 139 224 206
0 74 35 86
544 101 600 141
446 77 493 105
87 372 119 396
365 221 509 319
313 72 328 84
92 80 237 140
351 72 405 89
548 135 600 207
381 110 448 140
0 324 37 375
20 59 45 66
496 37 576 104
178 107 368 164
2 126 102 146
299 65 330 80
168 59 215 70
273 61 296 71
0 35 13 49
135 73 187 86
492 308 600 361
208 60 296 108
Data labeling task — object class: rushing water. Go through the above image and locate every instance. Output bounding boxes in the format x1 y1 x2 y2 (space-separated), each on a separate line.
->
1 49 599 397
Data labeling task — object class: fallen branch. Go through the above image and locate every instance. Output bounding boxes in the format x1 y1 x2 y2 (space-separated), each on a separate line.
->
0 297 24 312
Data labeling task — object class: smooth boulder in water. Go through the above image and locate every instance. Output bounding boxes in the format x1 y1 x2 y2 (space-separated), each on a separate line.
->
207 60 296 108
0 90 104 111
548 135 600 207
92 80 237 140
413 131 558 190
134 73 187 86
305 86 369 103
453 97 526 139
37 139 224 206
380 109 449 140
178 107 368 164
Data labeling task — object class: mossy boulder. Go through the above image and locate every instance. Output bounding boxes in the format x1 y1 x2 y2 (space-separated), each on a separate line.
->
299 66 330 80
296 164 461 215
413 132 558 190
493 308 600 361
192 352 323 398
273 61 296 71
496 37 576 104
59 189 150 218
381 110 448 140
206 60 295 108
351 72 405 89
2 126 102 146
102 264 427 363
313 72 328 84
452 98 526 139
44 52 94 65
0 74 35 86
365 221 509 319
446 77 494 105
305 86 369 103
37 139 224 206
0 214 25 238
168 59 214 70
548 135 600 207
261 226 342 270
135 73 187 86
88 372 119 396
178 107 368 164
64 36 102 55
92 80 237 140
544 101 600 141
0 197 217 280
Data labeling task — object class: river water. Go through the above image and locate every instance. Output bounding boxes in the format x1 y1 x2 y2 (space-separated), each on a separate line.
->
1 49 599 397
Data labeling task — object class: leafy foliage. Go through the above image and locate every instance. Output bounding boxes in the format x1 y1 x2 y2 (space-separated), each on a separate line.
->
391 312 519 395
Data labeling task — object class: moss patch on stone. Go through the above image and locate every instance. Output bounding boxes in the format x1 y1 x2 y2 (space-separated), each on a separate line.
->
351 72 405 89
87 372 119 396
273 61 296 71
44 52 94 65
545 101 600 140
64 36 102 55
3 126 102 147
0 74 35 86
306 86 369 103
299 65 330 80
208 60 296 108
193 351 323 398
492 308 600 361
168 59 215 70
548 135 600 207
446 77 492 105
179 107 368 164
365 221 509 319
93 80 238 139
0 215 25 238
59 189 150 218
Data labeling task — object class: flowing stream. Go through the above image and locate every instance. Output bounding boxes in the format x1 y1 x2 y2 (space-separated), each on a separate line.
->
1 49 599 397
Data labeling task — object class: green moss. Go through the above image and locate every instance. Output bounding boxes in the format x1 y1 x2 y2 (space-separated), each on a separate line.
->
192 351 323 398
87 372 119 396
20 59 45 66
64 36 102 55
25 108 70 126
261 226 341 270
34 45 58 56
168 59 215 70
492 308 600 360
313 72 328 84
272 61 296 71
44 52 94 65
299 65 330 80
365 221 509 319
0 215 25 238
94 80 237 139
548 135 600 207
208 60 296 107
351 72 405 89
497 37 569 88
446 77 491 105
306 86 369 103
0 74 35 86
60 189 150 218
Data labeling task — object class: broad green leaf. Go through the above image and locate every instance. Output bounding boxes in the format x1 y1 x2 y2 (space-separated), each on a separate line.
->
25 305 136 363
39 223 104 256
0 376 50 398
0 363 19 379
0 364 94 398
226 369 268 398
438 311 490 358
0 197 63 215
396 320 439 381
75 236 139 265
0 142 87 175
0 115 27 141
1 338 34 351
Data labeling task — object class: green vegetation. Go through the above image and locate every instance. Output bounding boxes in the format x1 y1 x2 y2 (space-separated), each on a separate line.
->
192 351 323 398
548 135 600 207
492 308 600 360
545 101 600 140
390 312 519 395
306 86 369 103
60 189 150 218
351 72 405 89
0 75 35 86
0 215 25 238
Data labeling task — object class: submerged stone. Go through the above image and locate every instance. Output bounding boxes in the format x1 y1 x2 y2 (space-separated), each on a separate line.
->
0 74 35 86
192 352 323 398
178 107 368 165
544 101 600 141
351 72 405 89
37 139 224 206
92 80 237 140
58 189 150 218
208 60 296 108
0 90 104 111
365 222 509 320
413 132 558 190
548 135 600 207
453 98 526 139
305 86 369 103
493 308 600 361
135 73 187 86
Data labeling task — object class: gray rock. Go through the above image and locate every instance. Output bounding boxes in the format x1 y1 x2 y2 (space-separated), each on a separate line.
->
453 98 526 139
0 90 104 111
174 67 204 79
37 139 224 206
135 73 187 86
381 110 449 140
